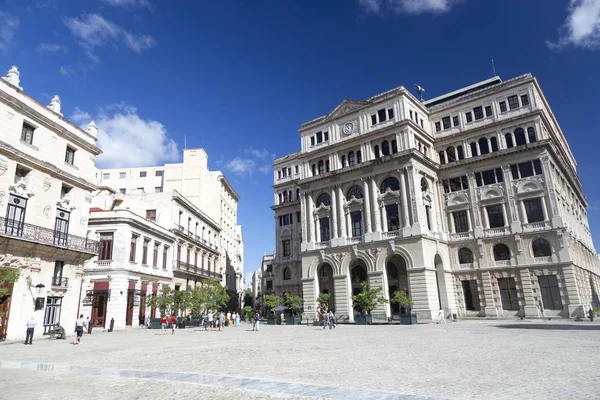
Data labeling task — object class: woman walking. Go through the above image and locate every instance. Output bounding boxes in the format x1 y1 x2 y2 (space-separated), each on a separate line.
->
161 315 168 335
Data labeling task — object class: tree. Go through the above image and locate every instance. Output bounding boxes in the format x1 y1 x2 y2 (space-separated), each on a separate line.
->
0 267 19 318
351 281 388 314
316 292 330 312
243 305 254 322
150 287 174 315
172 290 192 316
263 294 282 316
244 288 254 308
390 289 413 313
283 292 303 316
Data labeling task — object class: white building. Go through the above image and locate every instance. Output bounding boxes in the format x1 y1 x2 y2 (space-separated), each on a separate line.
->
96 149 244 309
0 66 101 341
252 269 262 305
270 73 600 323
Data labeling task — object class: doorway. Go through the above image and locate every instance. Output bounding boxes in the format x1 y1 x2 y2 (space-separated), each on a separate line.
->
126 290 134 326
43 296 62 334
0 282 14 340
138 282 147 325
462 280 481 311
317 263 335 311
386 255 409 315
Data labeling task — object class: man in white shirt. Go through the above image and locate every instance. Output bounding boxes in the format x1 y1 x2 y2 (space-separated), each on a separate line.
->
74 314 86 344
25 316 36 345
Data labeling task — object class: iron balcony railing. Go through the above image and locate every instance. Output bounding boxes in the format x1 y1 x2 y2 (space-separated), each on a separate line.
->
51 277 69 288
173 260 222 280
0 217 99 254
171 224 218 250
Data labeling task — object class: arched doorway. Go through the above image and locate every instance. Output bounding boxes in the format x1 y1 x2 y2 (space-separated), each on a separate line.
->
434 254 448 311
387 255 408 315
350 260 368 296
317 263 335 311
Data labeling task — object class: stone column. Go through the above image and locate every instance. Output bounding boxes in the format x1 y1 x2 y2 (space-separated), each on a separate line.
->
400 170 410 235
333 275 350 322
501 203 509 227
518 268 538 317
370 178 381 233
300 192 307 243
502 165 521 232
337 186 346 238
541 197 549 221
307 193 315 242
301 277 317 322
362 179 372 234
368 271 388 321
331 187 338 240
562 265 584 318
540 154 562 227
481 271 498 317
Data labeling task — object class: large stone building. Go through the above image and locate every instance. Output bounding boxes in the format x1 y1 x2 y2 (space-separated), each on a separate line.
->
270 74 600 323
0 66 100 341
97 148 244 309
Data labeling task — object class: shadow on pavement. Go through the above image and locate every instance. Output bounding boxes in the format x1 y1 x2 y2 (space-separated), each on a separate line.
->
495 323 600 331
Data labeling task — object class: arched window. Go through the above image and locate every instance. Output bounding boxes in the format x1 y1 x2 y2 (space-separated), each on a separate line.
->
382 141 390 156
446 146 456 163
470 142 478 157
325 160 330 172
357 150 362 163
505 133 514 149
374 145 380 158
392 140 398 154
317 161 324 175
490 137 498 152
278 193 282 204
341 155 346 167
457 145 465 160
348 151 356 166
527 127 537 143
316 193 331 207
347 185 363 199
296 189 300 200
283 268 291 280
493 244 511 261
420 177 428 192
479 137 490 154
380 177 400 193
439 151 446 165
312 164 317 176
515 128 526 146
532 239 551 257
458 248 474 264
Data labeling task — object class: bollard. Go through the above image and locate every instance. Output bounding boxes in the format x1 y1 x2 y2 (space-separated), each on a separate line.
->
108 318 115 332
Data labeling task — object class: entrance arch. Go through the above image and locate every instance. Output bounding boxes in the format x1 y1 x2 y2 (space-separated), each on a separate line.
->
350 260 368 296
317 263 335 311
386 255 409 315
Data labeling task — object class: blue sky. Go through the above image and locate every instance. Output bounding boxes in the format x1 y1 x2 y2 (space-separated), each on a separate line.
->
2 0 600 283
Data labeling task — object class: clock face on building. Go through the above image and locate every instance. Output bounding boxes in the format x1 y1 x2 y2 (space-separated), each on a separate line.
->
343 122 354 135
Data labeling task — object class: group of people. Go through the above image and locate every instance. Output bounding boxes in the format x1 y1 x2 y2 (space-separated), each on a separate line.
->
203 310 241 331
322 310 336 330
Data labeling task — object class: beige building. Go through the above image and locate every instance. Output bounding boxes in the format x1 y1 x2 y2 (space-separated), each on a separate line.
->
270 73 600 323
97 148 244 309
0 66 101 341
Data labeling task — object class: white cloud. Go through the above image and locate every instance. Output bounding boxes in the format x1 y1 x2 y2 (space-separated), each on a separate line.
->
258 165 271 175
548 0 600 50
36 43 66 54
63 13 154 60
102 0 152 8
359 0 461 15
226 158 256 176
72 104 179 168
70 106 91 125
244 147 269 159
0 11 19 52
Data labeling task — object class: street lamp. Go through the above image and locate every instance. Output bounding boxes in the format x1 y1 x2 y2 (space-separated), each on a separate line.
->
35 283 45 295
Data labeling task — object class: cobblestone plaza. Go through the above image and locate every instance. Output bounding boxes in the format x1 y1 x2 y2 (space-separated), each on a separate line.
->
1 321 598 399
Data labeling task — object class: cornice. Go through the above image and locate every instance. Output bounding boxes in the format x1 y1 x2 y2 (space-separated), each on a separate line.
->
88 211 175 243
172 190 221 231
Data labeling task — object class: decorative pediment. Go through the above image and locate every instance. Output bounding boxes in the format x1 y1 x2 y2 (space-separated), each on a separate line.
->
326 100 367 120
57 195 77 211
9 178 34 198
445 192 469 208
280 227 292 237
480 186 504 201
378 187 400 202
313 203 331 215
515 179 543 196
344 196 364 209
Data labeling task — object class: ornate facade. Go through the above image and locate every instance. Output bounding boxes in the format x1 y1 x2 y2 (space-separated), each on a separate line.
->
270 74 600 322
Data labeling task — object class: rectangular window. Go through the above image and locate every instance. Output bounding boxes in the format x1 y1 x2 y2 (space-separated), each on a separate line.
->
473 106 484 120
146 210 156 222
524 198 544 223
155 170 163 177
371 114 377 126
538 275 562 310
153 243 159 267
296 212 301 223
282 214 292 226
323 131 329 141
319 217 330 242
508 95 519 110
140 171 147 178
119 172 126 179
442 176 469 193
142 239 149 264
452 116 459 127
475 168 503 187
520 94 529 106
130 235 138 262
266 280 273 290
316 131 323 143
435 122 441 132
295 166 299 174
52 261 64 286
388 108 394 120
485 105 492 117
510 160 544 180
98 233 113 260
119 188 126 194
162 247 168 269
155 187 162 193
102 173 110 179
351 211 362 237
21 123 35 144
442 117 451 130
486 205 505 228
499 101 507 112
282 240 291 257
465 112 473 123
310 136 315 146
377 108 387 123
453 211 469 233
385 204 400 231
498 278 519 311
65 147 76 165
14 166 29 184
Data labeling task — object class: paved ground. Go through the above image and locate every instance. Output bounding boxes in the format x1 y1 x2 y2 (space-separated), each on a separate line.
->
1 320 599 399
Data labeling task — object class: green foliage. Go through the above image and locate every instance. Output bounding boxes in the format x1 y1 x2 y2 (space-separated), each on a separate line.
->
283 292 303 315
316 292 330 310
594 307 600 316
390 289 413 309
150 286 174 314
243 305 254 322
351 281 388 312
188 280 230 313
0 267 20 300
244 288 254 308
172 290 192 315
263 294 282 315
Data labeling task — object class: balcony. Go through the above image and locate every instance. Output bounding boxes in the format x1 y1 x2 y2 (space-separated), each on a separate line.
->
0 217 99 255
484 227 509 237
382 230 400 239
172 260 222 281
458 263 474 270
450 232 473 241
315 240 330 249
95 260 113 267
171 224 217 251
51 277 68 290
346 236 363 245
523 221 550 232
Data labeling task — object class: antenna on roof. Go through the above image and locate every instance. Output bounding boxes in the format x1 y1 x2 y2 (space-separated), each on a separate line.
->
491 58 497 77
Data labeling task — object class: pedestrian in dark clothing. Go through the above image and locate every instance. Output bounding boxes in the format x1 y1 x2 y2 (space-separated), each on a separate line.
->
25 316 36 345
87 316 93 335
588 308 595 322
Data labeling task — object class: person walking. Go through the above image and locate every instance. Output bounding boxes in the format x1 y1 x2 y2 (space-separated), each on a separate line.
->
171 314 176 335
253 311 260 331
24 316 36 345
235 312 240 327
207 310 213 331
330 310 336 329
161 315 168 334
74 314 86 344
86 316 93 335
322 311 331 331
588 307 595 322
218 311 224 332
226 311 231 327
